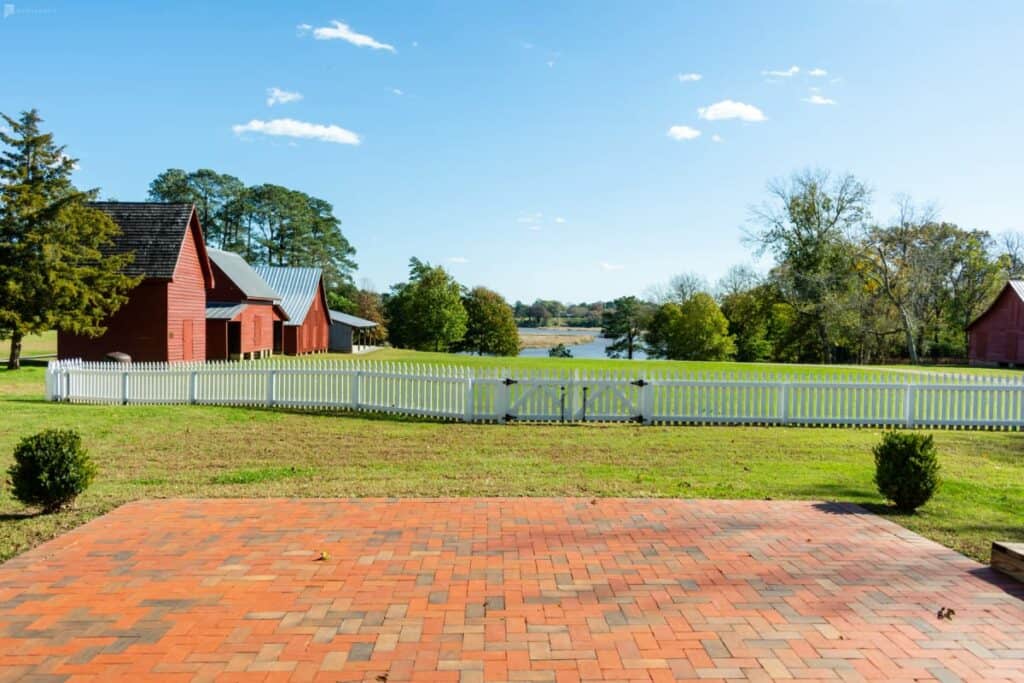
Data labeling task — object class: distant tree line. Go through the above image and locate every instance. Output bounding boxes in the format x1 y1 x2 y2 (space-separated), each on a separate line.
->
512 300 607 327
598 169 1024 364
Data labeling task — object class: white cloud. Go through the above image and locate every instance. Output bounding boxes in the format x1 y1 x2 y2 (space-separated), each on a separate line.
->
521 42 535 49
762 65 799 78
296 23 312 36
266 87 303 107
803 94 836 105
517 212 543 224
697 100 766 122
309 20 395 52
232 118 361 145
677 72 702 82
391 88 404 96
808 67 828 77
554 217 566 224
412 41 419 47
526 225 542 232
667 125 701 141
546 60 556 68
599 262 625 271
448 256 468 264
711 134 722 143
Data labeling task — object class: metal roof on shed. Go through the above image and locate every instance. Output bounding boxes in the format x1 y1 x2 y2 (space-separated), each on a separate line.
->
252 266 322 326
329 310 378 328
206 302 246 320
207 249 281 301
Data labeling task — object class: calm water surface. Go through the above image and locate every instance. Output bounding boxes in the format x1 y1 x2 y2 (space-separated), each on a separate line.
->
518 327 648 360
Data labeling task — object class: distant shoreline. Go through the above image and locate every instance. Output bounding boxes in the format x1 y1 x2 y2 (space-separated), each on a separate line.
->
518 327 597 349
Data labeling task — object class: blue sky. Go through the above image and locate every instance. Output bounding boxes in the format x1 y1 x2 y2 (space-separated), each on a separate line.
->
3 1 1023 303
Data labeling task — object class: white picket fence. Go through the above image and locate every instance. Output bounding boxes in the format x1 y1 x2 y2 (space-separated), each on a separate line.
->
45 359 1024 429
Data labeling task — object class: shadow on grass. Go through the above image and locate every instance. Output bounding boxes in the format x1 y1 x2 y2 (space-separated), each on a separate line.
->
0 510 44 522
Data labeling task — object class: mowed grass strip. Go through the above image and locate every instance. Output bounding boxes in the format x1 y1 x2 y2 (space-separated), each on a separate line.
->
1 366 1022 564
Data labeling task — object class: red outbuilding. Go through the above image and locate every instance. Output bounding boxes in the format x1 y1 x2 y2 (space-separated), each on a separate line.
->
58 202 214 362
967 281 1024 367
252 266 330 355
205 249 290 360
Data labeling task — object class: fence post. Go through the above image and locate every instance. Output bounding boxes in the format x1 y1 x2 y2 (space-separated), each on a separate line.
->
266 370 275 408
904 384 915 428
498 372 511 423
640 375 654 425
189 371 198 405
121 371 129 406
779 382 788 426
351 370 361 410
463 376 474 422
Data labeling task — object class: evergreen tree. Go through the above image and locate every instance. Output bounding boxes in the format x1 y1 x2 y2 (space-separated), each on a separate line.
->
601 296 650 359
459 286 520 356
0 110 140 369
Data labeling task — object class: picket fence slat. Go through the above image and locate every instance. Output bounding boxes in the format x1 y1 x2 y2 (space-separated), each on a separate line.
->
42 359 1024 429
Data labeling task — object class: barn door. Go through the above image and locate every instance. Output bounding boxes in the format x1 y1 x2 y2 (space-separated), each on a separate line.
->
181 320 194 361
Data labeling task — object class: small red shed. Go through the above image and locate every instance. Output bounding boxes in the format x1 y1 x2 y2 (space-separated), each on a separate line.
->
205 249 289 360
58 202 214 362
967 281 1024 366
252 266 330 355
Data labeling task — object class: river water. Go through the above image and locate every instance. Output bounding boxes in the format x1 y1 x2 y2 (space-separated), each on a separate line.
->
518 327 648 360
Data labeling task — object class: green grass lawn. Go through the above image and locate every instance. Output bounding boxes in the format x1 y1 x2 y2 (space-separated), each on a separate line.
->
1 363 1022 565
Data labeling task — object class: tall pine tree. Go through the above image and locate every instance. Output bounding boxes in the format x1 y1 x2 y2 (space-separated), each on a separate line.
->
0 110 140 369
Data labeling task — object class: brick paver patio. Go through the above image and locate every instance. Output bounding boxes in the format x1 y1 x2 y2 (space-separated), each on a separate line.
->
1 499 1022 682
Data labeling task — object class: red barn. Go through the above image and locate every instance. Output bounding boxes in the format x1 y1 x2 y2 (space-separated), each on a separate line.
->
58 203 214 362
252 266 330 355
205 249 290 360
967 281 1024 366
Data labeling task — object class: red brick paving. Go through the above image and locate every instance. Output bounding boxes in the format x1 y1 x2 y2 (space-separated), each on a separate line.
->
1 499 1022 682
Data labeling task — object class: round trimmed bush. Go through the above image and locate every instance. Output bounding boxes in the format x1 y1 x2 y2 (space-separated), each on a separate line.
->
7 429 96 512
873 431 940 512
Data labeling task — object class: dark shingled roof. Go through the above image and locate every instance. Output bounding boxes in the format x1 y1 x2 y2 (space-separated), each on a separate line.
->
88 202 196 279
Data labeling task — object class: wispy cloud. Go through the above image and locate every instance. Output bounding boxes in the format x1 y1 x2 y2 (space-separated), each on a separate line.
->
667 125 701 141
266 87 303 107
711 134 723 143
391 88 404 96
554 217 566 224
305 20 395 52
677 72 702 83
448 256 468 264
521 41 535 50
803 94 836 105
526 225 542 232
697 100 766 122
762 65 799 78
232 118 361 145
600 262 625 272
517 212 543 224
808 67 828 77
